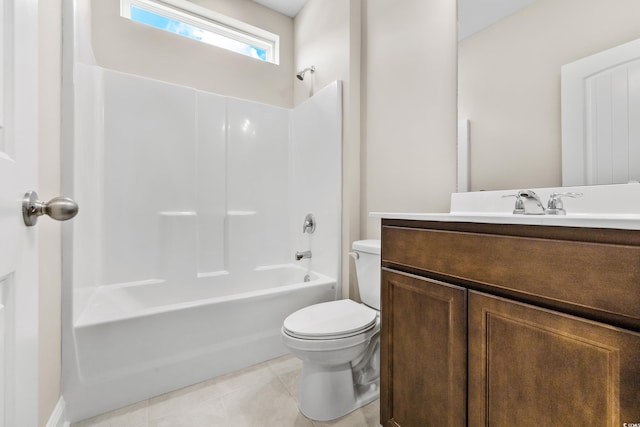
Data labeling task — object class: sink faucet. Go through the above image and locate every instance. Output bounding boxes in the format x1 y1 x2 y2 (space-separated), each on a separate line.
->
506 190 584 215
295 250 312 261
517 190 545 215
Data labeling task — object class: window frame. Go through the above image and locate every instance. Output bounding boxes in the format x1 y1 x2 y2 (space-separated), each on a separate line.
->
121 0 280 64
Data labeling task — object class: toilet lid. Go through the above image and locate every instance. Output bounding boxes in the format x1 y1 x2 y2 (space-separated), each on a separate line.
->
283 299 378 340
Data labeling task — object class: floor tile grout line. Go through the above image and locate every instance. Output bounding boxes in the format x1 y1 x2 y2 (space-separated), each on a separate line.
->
270 366 298 400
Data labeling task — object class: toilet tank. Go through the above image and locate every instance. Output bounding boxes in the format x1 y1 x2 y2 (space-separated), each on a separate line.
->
352 240 381 310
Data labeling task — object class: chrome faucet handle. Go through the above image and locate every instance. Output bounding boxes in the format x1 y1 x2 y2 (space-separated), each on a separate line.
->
502 194 525 214
546 192 583 215
302 213 316 234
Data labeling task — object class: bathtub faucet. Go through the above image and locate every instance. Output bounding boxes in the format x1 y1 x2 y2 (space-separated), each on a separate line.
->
295 250 312 261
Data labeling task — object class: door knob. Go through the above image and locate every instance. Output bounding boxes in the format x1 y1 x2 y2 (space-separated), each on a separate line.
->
22 191 79 226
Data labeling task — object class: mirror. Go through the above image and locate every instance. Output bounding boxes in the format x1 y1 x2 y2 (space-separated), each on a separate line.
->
458 0 640 191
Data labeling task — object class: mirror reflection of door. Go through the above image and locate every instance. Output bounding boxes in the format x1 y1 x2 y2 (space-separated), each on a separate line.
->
562 38 640 186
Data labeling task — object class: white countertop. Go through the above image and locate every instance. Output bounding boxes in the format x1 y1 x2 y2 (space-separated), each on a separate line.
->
370 183 640 230
370 211 640 230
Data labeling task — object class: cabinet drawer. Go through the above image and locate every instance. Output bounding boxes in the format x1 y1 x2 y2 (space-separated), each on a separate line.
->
382 223 640 330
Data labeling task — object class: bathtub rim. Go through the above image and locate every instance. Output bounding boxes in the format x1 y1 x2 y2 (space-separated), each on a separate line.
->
74 267 336 329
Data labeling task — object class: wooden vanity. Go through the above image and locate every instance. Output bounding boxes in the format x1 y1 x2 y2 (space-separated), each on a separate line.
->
380 218 640 426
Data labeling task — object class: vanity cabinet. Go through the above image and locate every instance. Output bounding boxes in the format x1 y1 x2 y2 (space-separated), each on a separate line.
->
380 219 640 427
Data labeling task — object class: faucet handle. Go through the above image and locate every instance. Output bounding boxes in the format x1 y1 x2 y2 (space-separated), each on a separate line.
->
546 192 583 215
502 194 525 214
302 213 316 234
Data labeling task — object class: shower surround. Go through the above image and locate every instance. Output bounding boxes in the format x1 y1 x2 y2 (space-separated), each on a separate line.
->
63 64 342 421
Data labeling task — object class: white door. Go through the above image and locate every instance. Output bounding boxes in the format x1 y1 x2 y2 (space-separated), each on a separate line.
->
0 0 40 426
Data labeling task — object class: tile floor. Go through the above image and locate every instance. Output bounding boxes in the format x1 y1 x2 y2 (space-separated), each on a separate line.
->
71 355 381 427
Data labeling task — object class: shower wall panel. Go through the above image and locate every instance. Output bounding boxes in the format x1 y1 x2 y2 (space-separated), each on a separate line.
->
72 64 104 298
71 66 341 297
102 70 197 286
291 81 342 281
226 99 291 271
195 91 227 276
75 67 303 291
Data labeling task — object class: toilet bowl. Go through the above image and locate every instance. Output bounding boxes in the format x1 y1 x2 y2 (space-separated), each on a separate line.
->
281 239 381 421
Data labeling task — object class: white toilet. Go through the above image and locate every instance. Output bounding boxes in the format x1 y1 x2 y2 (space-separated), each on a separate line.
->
281 239 381 421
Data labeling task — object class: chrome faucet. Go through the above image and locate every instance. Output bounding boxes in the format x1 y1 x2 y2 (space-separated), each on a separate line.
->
506 190 583 215
295 250 312 261
516 190 545 215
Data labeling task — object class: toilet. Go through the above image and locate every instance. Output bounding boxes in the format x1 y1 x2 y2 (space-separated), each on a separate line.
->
281 239 381 421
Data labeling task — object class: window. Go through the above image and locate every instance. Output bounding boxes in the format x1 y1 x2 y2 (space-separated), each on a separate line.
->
121 0 280 64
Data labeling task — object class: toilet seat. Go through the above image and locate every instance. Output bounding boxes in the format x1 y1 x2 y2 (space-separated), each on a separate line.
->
283 299 377 340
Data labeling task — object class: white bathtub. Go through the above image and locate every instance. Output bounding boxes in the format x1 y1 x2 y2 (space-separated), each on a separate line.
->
68 265 336 420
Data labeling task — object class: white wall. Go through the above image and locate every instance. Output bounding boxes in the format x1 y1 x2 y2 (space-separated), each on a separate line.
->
363 0 458 237
459 0 640 191
90 0 295 108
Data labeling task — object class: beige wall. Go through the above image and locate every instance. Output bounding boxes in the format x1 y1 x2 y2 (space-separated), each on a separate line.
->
294 0 361 299
459 0 640 191
362 0 458 237
38 0 63 425
91 0 295 108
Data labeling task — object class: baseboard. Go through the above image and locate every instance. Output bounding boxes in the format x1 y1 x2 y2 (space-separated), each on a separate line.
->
46 396 69 427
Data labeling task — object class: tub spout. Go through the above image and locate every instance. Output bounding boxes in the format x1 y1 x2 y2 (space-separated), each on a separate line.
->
295 250 312 261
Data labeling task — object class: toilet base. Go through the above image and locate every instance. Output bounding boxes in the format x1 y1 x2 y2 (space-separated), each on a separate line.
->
298 361 380 421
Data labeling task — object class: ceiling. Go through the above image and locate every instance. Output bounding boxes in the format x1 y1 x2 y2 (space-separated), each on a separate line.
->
458 0 537 40
251 0 308 18
251 0 537 38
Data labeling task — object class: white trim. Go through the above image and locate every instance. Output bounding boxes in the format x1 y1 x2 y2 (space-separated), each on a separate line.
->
121 0 279 64
45 396 68 427
457 119 470 192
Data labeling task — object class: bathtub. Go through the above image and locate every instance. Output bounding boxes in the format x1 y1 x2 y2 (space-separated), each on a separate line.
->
68 265 336 420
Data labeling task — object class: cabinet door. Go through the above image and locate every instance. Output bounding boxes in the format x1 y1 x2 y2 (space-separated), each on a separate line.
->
468 290 640 426
381 269 467 427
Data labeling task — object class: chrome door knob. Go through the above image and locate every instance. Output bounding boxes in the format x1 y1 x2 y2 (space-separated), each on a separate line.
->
22 191 79 226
